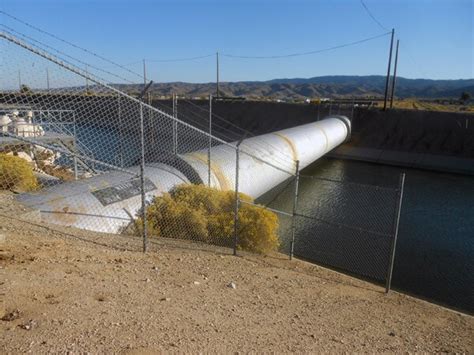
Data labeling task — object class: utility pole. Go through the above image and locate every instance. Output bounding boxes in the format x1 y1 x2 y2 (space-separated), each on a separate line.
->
390 39 400 109
383 28 395 111
46 68 50 91
216 51 220 98
143 59 147 86
18 70 22 90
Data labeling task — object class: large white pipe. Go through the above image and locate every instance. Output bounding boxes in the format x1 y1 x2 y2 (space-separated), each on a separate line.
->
183 116 350 197
16 116 350 233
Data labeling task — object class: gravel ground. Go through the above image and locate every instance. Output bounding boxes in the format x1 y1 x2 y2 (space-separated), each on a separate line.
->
0 193 472 353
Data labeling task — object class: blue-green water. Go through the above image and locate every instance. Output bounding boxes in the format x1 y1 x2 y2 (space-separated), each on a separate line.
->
282 158 474 314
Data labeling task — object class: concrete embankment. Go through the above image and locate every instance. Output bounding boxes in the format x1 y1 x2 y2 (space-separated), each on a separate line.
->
2 93 472 174
327 146 474 175
158 100 474 175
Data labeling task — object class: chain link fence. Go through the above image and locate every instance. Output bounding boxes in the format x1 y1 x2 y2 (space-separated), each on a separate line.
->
1 29 404 291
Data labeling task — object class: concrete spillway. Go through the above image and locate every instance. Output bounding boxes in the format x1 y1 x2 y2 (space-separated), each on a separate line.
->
16 116 351 233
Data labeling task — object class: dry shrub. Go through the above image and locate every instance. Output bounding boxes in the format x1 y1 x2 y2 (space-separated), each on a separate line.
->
142 184 280 254
0 153 38 192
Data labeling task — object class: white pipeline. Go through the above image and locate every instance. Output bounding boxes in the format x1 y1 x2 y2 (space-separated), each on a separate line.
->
17 116 351 233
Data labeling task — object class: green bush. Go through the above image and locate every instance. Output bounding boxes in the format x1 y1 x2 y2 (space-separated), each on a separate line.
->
141 184 280 254
0 154 38 192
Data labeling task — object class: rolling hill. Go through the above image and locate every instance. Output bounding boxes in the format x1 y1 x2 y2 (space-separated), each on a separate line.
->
114 75 474 100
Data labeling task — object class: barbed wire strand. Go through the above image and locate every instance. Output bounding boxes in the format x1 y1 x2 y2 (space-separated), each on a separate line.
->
0 25 137 85
0 10 144 81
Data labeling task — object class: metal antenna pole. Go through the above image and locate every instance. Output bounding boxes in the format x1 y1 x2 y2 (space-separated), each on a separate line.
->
383 28 395 111
208 94 212 187
216 51 220 98
290 160 300 260
385 173 406 293
390 39 400 109
143 59 147 86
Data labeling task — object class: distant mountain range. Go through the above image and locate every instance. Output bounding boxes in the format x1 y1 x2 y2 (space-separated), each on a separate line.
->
115 75 474 100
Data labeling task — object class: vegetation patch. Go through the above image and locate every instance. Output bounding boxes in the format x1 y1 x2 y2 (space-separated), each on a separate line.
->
139 184 280 254
0 153 38 192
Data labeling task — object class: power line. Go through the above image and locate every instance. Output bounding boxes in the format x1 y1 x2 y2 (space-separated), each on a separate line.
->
359 0 389 31
358 0 429 78
0 10 144 81
146 54 214 63
221 32 390 59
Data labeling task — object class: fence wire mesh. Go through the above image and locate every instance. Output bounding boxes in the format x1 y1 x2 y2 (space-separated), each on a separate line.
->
0 30 298 256
293 175 401 284
1 29 403 290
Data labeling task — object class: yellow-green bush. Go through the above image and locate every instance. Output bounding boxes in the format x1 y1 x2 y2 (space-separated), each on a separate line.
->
141 184 280 254
0 154 38 192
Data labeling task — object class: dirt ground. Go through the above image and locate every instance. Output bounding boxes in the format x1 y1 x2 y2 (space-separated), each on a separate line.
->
0 193 473 353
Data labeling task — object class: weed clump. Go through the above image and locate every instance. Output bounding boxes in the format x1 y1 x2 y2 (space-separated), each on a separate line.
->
141 184 280 254
0 154 38 192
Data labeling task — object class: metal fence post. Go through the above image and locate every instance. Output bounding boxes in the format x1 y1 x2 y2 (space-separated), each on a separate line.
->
233 142 242 256
385 173 406 293
172 93 178 155
118 95 124 167
290 160 300 260
139 103 148 253
208 94 212 187
72 111 78 180
351 97 355 121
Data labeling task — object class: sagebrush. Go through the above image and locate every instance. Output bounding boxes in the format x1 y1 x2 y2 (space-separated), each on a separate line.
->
0 153 38 192
140 184 280 254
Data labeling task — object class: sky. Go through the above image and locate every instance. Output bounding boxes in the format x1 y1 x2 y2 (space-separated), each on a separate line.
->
0 0 473 84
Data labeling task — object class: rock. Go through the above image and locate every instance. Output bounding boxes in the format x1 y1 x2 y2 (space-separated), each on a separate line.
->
152 266 159 271
389 331 396 337
160 297 171 302
193 281 200 285
145 278 151 283
227 282 237 289
19 319 37 330
2 309 21 321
